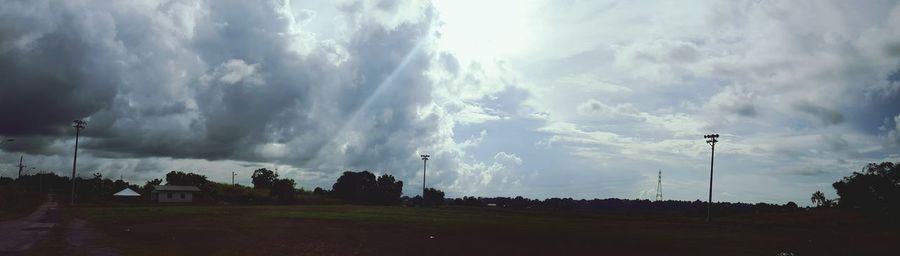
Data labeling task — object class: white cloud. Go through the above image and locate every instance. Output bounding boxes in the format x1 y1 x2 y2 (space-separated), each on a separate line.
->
883 114 900 148
493 151 522 166
211 59 260 85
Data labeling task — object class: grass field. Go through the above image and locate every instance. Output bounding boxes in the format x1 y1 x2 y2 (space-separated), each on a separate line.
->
0 186 43 221
45 204 897 255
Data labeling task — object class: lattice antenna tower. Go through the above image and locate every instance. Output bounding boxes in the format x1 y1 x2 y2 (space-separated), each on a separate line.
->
655 169 663 201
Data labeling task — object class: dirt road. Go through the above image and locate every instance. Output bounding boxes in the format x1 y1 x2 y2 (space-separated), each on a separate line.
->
0 194 59 254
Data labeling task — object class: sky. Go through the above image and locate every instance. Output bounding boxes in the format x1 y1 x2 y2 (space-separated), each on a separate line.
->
1 0 899 205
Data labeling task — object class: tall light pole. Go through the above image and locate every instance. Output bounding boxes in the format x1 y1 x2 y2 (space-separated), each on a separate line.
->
420 154 429 206
703 133 719 222
71 120 86 205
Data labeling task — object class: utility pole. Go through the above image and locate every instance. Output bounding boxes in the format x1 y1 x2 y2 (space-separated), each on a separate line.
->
656 169 662 202
16 156 24 179
71 119 87 205
420 154 429 206
703 133 719 222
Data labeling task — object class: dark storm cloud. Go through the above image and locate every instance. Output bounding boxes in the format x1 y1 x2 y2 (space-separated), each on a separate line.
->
0 2 120 138
0 0 442 178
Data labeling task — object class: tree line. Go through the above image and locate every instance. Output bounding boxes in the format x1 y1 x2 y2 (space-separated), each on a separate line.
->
3 162 896 218
0 169 408 205
810 162 899 218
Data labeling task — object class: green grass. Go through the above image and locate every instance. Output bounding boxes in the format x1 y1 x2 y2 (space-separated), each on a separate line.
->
0 186 44 221
62 204 898 256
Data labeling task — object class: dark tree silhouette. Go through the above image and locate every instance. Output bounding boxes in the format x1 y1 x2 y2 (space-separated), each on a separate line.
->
832 162 899 214
142 178 163 194
331 171 403 205
811 190 831 207
165 171 209 186
785 201 798 209
376 174 403 205
424 188 445 206
332 171 376 203
270 178 296 203
3 172 140 202
313 187 328 195
251 168 278 190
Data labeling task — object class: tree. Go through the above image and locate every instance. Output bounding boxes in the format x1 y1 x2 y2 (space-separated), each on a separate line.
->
462 196 482 206
270 178 296 203
424 188 445 206
313 187 328 195
811 191 830 207
251 168 278 190
376 174 403 204
832 162 899 214
142 178 163 194
785 201 798 209
331 171 403 205
332 171 377 203
165 171 209 186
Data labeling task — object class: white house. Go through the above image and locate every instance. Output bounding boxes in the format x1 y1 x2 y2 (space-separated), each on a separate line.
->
151 185 201 203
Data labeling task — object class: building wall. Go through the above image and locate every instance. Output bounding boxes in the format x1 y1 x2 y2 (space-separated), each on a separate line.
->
156 191 194 203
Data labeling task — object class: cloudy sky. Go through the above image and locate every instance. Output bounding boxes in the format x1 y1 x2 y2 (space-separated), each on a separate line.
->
2 0 899 205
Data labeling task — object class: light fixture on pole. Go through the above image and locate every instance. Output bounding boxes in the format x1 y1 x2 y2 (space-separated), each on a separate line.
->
420 154 429 206
71 119 87 205
703 133 719 222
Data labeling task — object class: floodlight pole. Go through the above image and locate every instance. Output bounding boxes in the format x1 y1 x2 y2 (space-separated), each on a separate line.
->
71 120 86 205
420 154 429 206
703 134 719 222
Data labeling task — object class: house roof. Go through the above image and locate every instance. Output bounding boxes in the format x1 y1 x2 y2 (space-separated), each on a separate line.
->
113 188 141 197
153 185 201 192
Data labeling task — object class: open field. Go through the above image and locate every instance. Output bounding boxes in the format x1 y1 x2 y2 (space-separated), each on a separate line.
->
26 204 896 255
